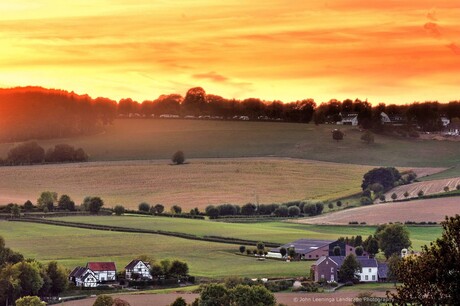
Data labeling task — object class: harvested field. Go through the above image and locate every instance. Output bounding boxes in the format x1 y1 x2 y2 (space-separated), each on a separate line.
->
381 177 460 201
294 197 460 225
0 158 374 209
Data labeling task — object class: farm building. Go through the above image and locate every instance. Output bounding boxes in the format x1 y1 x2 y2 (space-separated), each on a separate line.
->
87 262 117 282
313 256 387 283
69 267 98 288
267 239 363 260
445 121 460 136
125 259 152 280
338 112 358 126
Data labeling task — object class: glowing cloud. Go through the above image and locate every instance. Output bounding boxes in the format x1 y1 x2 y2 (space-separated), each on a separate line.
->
0 0 460 104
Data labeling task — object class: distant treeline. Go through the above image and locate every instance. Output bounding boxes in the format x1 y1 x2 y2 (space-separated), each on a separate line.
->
0 87 117 142
0 142 88 166
2 86 460 143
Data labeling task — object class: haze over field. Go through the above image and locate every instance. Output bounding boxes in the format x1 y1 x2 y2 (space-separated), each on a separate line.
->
1 1 460 103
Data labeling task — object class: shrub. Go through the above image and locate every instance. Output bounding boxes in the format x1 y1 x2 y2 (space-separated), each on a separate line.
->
303 203 317 216
288 206 300 216
138 202 150 212
417 190 424 197
328 202 334 209
241 203 257 215
274 205 289 217
114 205 125 216
239 245 246 254
360 197 373 205
391 193 398 201
336 200 342 207
172 150 185 165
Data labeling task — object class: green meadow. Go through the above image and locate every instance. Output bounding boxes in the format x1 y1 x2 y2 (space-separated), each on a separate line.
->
53 215 441 251
1 119 459 168
0 221 310 279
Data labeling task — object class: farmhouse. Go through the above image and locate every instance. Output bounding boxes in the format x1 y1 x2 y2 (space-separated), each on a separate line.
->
338 112 358 126
267 239 362 260
69 267 98 288
125 259 152 280
313 256 387 283
445 122 460 136
87 262 117 282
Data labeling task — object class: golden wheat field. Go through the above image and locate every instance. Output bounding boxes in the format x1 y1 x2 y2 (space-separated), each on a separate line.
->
0 158 375 210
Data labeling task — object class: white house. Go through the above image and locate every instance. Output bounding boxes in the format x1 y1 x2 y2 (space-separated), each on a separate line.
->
69 267 98 288
357 257 378 282
125 260 152 280
87 262 117 282
338 113 358 126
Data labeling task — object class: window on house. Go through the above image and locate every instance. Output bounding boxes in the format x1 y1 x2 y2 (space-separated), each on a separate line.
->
372 275 376 280
365 275 368 280
369 268 371 272
316 255 319 257
331 268 334 273
326 261 328 265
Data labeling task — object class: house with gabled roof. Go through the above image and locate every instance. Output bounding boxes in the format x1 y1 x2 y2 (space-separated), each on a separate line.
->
338 112 359 126
267 239 363 260
87 262 116 282
69 267 98 288
125 259 152 280
313 256 387 283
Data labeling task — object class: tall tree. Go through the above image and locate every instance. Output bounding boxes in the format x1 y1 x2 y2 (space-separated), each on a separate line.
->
376 224 411 259
338 254 361 282
390 215 460 305
37 191 58 211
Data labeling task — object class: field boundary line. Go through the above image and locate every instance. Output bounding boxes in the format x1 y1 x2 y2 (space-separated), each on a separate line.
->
8 217 282 247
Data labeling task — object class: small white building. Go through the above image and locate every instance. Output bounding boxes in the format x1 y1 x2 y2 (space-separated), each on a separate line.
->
69 267 98 288
87 262 117 282
338 113 359 126
357 258 378 282
441 117 450 127
125 260 152 280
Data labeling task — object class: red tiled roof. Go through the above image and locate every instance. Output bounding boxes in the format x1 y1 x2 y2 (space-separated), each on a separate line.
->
87 262 116 271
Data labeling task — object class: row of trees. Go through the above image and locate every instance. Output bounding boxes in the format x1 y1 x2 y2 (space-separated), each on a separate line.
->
0 87 117 142
0 236 68 305
204 201 325 218
3 86 460 143
1 192 105 215
1 142 88 166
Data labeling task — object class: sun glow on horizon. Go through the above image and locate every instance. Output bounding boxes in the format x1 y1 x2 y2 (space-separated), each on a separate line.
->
1 1 460 104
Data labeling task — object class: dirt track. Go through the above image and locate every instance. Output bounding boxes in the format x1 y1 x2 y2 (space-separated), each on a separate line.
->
294 197 460 225
62 291 390 306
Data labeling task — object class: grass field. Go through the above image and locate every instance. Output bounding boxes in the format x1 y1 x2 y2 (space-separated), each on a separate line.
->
0 216 441 279
52 216 442 251
0 158 374 209
1 119 460 168
0 221 311 279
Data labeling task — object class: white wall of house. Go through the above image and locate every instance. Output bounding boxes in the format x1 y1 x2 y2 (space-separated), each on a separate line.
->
126 262 152 280
76 273 98 288
94 271 116 282
359 267 378 282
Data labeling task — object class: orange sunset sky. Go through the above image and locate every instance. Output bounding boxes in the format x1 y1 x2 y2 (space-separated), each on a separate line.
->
1 1 460 104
